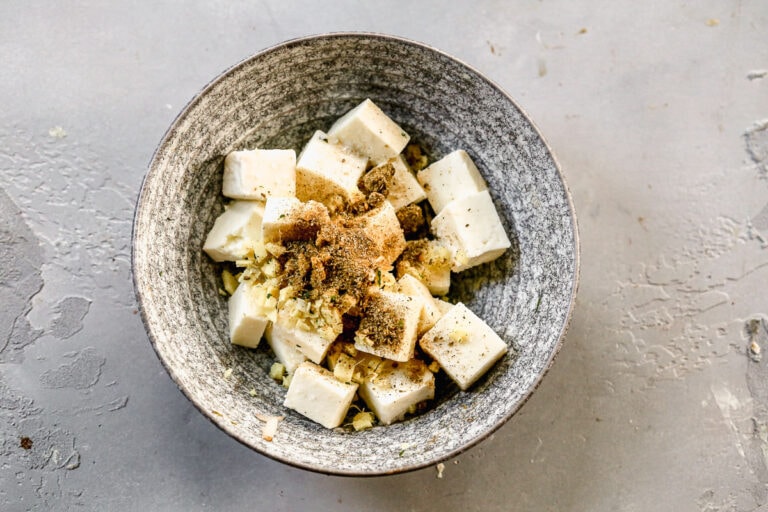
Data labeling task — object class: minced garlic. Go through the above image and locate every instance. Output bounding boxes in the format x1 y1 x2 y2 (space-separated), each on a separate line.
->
255 413 284 442
352 411 375 431
332 353 356 383
269 362 285 380
222 269 239 295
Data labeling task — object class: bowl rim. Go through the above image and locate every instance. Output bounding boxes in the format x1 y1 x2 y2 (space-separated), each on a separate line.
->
131 31 580 477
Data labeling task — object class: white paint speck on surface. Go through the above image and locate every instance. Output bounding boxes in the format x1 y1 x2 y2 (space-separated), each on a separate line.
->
48 126 67 138
711 384 751 459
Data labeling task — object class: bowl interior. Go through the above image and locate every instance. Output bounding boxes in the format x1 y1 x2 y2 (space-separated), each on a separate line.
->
132 33 577 475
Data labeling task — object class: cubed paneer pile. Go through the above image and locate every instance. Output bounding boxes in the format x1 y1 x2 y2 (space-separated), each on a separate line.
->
202 99 511 431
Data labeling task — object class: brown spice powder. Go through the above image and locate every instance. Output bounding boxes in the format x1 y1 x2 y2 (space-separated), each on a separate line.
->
395 203 426 237
357 291 406 350
279 219 378 314
358 161 395 195
275 174 414 349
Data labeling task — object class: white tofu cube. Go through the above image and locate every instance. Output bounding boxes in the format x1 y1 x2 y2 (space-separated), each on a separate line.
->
269 310 335 364
417 150 488 214
395 239 452 296
227 281 272 348
295 131 367 207
396 274 441 335
261 196 330 244
358 359 435 425
327 99 410 165
419 302 508 391
354 201 406 268
430 190 511 272
283 362 358 429
222 149 296 200
203 201 264 262
265 323 307 373
354 289 421 362
371 156 426 210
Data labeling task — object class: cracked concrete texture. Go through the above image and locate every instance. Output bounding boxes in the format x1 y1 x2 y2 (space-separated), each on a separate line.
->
1 0 767 510
0 188 44 361
39 348 106 390
746 120 768 177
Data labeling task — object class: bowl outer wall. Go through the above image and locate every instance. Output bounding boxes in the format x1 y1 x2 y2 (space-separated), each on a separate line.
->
131 32 579 476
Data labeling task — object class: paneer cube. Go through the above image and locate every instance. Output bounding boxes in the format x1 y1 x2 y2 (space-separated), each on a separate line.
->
430 190 511 272
222 149 296 200
358 359 435 425
354 289 421 362
227 281 274 348
371 155 426 210
396 274 442 335
203 201 264 262
353 201 406 268
261 196 330 244
295 131 367 207
419 302 508 391
269 310 336 365
327 98 410 165
417 150 488 214
395 239 452 296
283 362 358 429
264 323 307 373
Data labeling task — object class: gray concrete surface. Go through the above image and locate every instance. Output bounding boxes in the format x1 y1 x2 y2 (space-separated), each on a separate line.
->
1 1 767 510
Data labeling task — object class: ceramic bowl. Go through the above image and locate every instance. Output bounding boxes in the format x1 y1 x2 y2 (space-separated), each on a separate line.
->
132 33 578 475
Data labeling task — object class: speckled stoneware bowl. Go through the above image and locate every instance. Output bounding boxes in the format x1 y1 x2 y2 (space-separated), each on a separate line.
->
132 33 578 475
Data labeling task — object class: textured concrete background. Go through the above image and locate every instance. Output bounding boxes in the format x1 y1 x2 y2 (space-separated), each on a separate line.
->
1 1 767 510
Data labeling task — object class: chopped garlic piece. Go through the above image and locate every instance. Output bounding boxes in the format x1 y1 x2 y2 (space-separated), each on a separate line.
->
333 353 356 383
255 413 284 442
269 362 286 380
352 411 375 431
222 269 239 295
